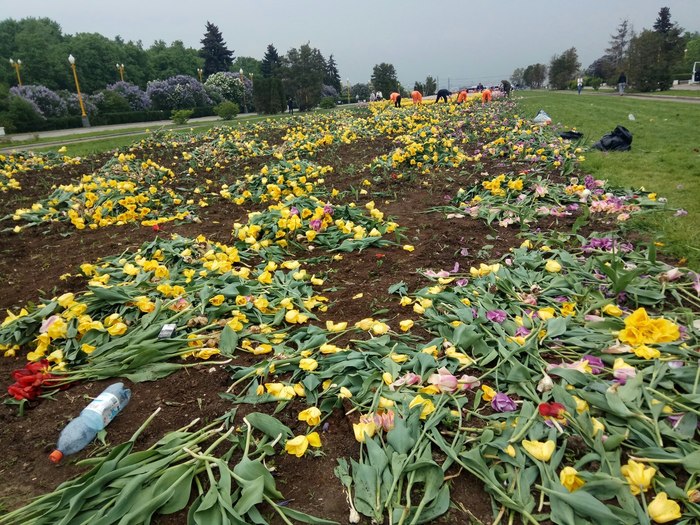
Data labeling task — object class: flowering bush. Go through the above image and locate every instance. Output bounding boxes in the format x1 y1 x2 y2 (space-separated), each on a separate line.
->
321 84 338 99
204 72 244 104
10 84 67 118
57 90 100 117
146 75 212 111
105 81 151 111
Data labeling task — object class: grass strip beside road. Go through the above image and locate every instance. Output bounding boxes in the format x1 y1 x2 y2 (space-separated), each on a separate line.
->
517 90 700 269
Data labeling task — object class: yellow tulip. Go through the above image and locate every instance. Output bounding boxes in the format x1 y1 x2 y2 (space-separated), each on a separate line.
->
399 319 414 331
481 385 496 402
325 320 347 332
409 395 435 419
647 492 682 523
521 439 556 461
545 259 562 273
209 294 225 306
353 421 376 442
107 322 128 336
299 358 319 371
620 459 655 495
285 432 321 457
298 407 322 426
559 466 585 492
602 304 623 317
403 245 415 252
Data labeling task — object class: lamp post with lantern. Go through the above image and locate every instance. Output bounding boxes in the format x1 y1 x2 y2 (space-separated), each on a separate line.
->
9 58 22 86
68 54 90 127
239 69 248 113
116 63 125 82
197 68 203 82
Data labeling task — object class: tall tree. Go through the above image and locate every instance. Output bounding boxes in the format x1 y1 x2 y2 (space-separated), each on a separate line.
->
324 54 341 92
148 40 202 81
413 81 425 93
627 30 670 91
260 44 282 78
605 19 631 73
510 68 524 87
653 7 684 71
424 75 436 95
522 64 547 88
548 48 580 89
282 43 325 110
232 56 261 77
199 21 233 76
371 63 399 95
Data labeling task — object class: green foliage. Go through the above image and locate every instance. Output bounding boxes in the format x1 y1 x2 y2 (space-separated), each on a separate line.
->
319 97 336 109
371 62 399 96
424 75 437 96
214 101 240 120
4 94 44 132
283 43 326 111
171 109 193 125
522 63 547 88
147 40 202 82
260 43 282 78
253 77 285 114
324 54 341 93
627 30 673 91
232 56 261 78
96 89 130 113
549 47 580 90
199 21 234 76
590 77 602 90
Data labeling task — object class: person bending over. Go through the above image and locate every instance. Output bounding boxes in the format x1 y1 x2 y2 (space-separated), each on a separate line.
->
411 90 423 104
435 88 451 103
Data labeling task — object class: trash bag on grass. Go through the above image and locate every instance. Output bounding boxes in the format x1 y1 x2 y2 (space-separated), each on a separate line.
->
532 110 552 125
592 125 632 151
560 131 583 140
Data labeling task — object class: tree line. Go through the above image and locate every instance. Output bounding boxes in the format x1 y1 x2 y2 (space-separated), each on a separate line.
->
510 7 700 92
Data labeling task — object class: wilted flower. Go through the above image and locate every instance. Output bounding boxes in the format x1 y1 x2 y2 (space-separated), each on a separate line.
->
285 432 321 457
486 309 507 323
521 439 555 461
560 466 585 492
491 392 517 412
647 492 682 523
620 459 655 495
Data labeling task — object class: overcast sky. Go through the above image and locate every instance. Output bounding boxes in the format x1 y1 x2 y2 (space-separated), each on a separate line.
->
3 0 699 88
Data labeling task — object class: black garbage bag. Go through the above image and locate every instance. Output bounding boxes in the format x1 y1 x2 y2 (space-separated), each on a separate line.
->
592 125 632 151
560 130 583 140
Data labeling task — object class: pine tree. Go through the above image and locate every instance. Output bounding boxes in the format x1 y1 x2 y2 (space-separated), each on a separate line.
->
199 21 234 76
324 54 341 92
605 19 631 72
261 44 282 78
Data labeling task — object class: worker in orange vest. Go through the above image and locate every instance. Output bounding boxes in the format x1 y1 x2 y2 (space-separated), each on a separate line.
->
390 92 401 107
481 88 492 103
411 90 423 104
456 89 468 104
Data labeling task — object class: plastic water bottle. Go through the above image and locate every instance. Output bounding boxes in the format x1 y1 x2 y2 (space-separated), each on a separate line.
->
49 382 131 463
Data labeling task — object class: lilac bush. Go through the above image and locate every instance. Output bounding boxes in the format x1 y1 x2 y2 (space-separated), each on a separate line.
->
321 84 339 99
57 90 99 117
10 85 67 118
105 81 151 111
204 72 244 104
146 75 212 111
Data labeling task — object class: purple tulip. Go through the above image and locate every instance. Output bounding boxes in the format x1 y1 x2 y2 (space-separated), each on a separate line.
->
486 310 507 323
583 355 604 374
491 393 517 412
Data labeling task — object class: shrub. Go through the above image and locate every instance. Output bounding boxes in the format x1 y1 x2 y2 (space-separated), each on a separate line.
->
5 95 45 132
57 90 99 118
214 101 240 120
96 90 131 114
321 85 338 98
204 72 244 103
10 85 67 118
253 77 285 114
105 81 151 111
147 75 212 111
319 97 336 109
171 109 193 125
590 77 602 90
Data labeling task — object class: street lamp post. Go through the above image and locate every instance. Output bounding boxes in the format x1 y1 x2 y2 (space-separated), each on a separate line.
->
239 68 247 114
68 54 90 128
347 78 350 104
197 68 203 82
116 63 125 82
9 58 22 86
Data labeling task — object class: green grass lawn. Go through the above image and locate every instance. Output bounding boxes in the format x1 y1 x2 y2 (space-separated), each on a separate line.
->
516 90 700 269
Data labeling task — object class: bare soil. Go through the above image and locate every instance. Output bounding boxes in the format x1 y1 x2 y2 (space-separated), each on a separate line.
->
0 128 626 524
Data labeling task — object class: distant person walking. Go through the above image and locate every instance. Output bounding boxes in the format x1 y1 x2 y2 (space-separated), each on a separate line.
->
435 88 451 103
577 77 583 95
481 88 492 103
617 72 627 95
287 97 294 114
456 89 468 104
411 90 423 104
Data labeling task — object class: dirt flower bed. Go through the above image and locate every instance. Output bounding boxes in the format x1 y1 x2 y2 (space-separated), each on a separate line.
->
0 100 698 525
